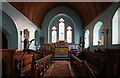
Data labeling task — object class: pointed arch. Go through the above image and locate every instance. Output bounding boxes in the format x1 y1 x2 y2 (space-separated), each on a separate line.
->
52 26 57 43
35 30 40 50
84 29 90 48
59 17 65 41
112 7 120 44
1 11 18 49
42 6 82 44
93 21 104 46
67 26 72 43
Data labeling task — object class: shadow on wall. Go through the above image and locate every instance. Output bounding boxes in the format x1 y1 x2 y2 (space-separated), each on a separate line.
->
1 11 18 49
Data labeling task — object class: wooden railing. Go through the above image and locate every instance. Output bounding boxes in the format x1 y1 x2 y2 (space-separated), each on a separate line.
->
70 54 96 78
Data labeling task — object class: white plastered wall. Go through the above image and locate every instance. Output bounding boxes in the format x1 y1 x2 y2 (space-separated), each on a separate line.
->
1 2 41 50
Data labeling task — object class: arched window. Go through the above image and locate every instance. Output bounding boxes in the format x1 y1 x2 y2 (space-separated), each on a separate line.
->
93 21 104 46
35 30 40 46
59 18 65 41
84 30 90 48
35 30 40 50
52 26 57 43
112 8 120 44
67 26 72 43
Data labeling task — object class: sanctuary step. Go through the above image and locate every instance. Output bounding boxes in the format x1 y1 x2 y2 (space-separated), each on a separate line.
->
53 55 70 60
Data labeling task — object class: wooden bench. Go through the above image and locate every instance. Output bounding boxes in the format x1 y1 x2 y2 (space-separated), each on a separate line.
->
14 49 50 77
14 53 34 77
79 49 120 78
1 49 16 77
70 54 96 78
33 54 53 78
1 49 47 77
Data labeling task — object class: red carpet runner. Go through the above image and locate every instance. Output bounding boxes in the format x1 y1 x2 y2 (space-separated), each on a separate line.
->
45 61 73 78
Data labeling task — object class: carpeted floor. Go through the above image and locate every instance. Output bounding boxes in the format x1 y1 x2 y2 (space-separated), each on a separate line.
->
44 61 75 78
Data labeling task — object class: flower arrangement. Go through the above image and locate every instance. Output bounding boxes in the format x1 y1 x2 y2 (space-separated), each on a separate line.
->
49 43 55 50
98 40 102 45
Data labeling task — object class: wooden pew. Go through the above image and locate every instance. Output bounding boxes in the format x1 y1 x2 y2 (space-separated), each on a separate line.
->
1 49 16 77
1 49 46 77
14 49 48 77
70 54 96 78
82 61 96 78
80 49 120 78
104 49 120 78
1 48 53 77
33 54 53 78
70 54 83 77
80 51 106 77
14 53 34 77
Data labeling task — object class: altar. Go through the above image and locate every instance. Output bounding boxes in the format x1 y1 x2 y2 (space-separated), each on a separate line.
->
55 41 68 56
40 41 79 56
55 48 68 55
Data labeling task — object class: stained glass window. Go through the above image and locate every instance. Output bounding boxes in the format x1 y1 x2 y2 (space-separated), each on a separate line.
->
67 26 72 43
52 26 57 43
59 18 65 41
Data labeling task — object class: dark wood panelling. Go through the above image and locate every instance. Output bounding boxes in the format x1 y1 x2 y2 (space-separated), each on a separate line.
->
2 32 8 49
9 2 113 29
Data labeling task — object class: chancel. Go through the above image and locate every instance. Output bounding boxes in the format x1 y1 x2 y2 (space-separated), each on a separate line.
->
0 1 120 78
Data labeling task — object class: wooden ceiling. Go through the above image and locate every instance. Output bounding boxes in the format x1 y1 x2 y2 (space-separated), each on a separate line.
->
9 2 113 29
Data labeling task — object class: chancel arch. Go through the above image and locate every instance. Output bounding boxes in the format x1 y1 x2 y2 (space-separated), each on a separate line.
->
48 14 75 43
84 29 90 49
112 7 120 45
41 6 82 44
93 21 104 46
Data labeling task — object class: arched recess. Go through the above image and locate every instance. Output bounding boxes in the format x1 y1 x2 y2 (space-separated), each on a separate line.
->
84 29 90 49
34 30 40 50
1 11 18 49
48 14 75 43
93 21 104 46
41 6 82 44
2 31 8 49
112 7 120 45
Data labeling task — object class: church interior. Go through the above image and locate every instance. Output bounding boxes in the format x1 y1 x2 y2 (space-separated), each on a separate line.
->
0 1 120 78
